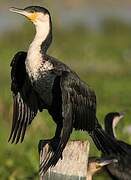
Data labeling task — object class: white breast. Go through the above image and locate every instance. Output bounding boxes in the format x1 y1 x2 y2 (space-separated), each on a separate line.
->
26 45 54 81
26 42 42 79
26 51 53 80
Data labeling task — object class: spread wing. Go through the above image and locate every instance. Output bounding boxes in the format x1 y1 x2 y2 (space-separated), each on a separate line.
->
8 51 39 144
117 141 131 153
40 71 96 174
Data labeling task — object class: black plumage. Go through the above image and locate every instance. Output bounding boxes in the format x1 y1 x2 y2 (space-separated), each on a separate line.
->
9 6 127 174
87 157 117 180
103 112 131 180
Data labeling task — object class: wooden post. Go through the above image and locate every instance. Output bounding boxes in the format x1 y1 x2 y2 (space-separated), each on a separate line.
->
40 141 90 180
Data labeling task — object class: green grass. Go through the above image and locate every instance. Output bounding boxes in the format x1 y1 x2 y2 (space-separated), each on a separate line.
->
1 19 131 179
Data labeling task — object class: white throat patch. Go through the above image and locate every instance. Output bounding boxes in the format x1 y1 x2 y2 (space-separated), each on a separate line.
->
112 116 120 138
26 14 51 79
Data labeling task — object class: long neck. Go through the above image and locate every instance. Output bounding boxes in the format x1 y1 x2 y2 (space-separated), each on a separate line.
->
40 18 52 54
30 18 52 55
105 121 115 139
26 19 52 77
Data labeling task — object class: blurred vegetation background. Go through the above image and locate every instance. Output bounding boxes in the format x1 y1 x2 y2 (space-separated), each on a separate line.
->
1 0 131 179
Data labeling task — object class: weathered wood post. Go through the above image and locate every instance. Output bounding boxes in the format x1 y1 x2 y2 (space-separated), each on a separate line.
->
40 141 90 180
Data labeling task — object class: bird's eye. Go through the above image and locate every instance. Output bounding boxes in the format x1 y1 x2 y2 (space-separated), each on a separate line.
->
24 8 35 13
26 9 34 13
30 10 35 13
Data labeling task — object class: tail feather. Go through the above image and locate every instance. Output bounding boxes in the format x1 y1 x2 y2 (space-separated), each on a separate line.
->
90 125 127 156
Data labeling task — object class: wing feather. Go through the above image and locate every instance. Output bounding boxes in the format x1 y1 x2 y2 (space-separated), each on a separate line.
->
8 52 39 143
39 73 73 174
40 71 96 174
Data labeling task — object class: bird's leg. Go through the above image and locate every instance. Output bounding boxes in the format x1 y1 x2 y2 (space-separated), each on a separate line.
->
38 124 62 155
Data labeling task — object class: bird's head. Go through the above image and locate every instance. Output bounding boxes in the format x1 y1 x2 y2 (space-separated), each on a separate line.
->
88 157 118 175
104 112 125 130
9 6 51 26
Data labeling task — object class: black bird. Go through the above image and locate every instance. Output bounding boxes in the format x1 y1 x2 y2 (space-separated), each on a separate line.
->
105 112 131 151
104 112 131 180
87 157 117 180
9 6 126 174
104 112 124 139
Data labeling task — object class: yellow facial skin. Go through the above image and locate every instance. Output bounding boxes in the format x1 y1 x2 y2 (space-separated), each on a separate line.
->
96 164 101 170
27 12 39 22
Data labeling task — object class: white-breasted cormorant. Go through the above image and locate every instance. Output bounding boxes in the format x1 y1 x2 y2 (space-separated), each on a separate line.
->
8 6 126 174
87 157 117 180
104 112 131 180
105 112 131 151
